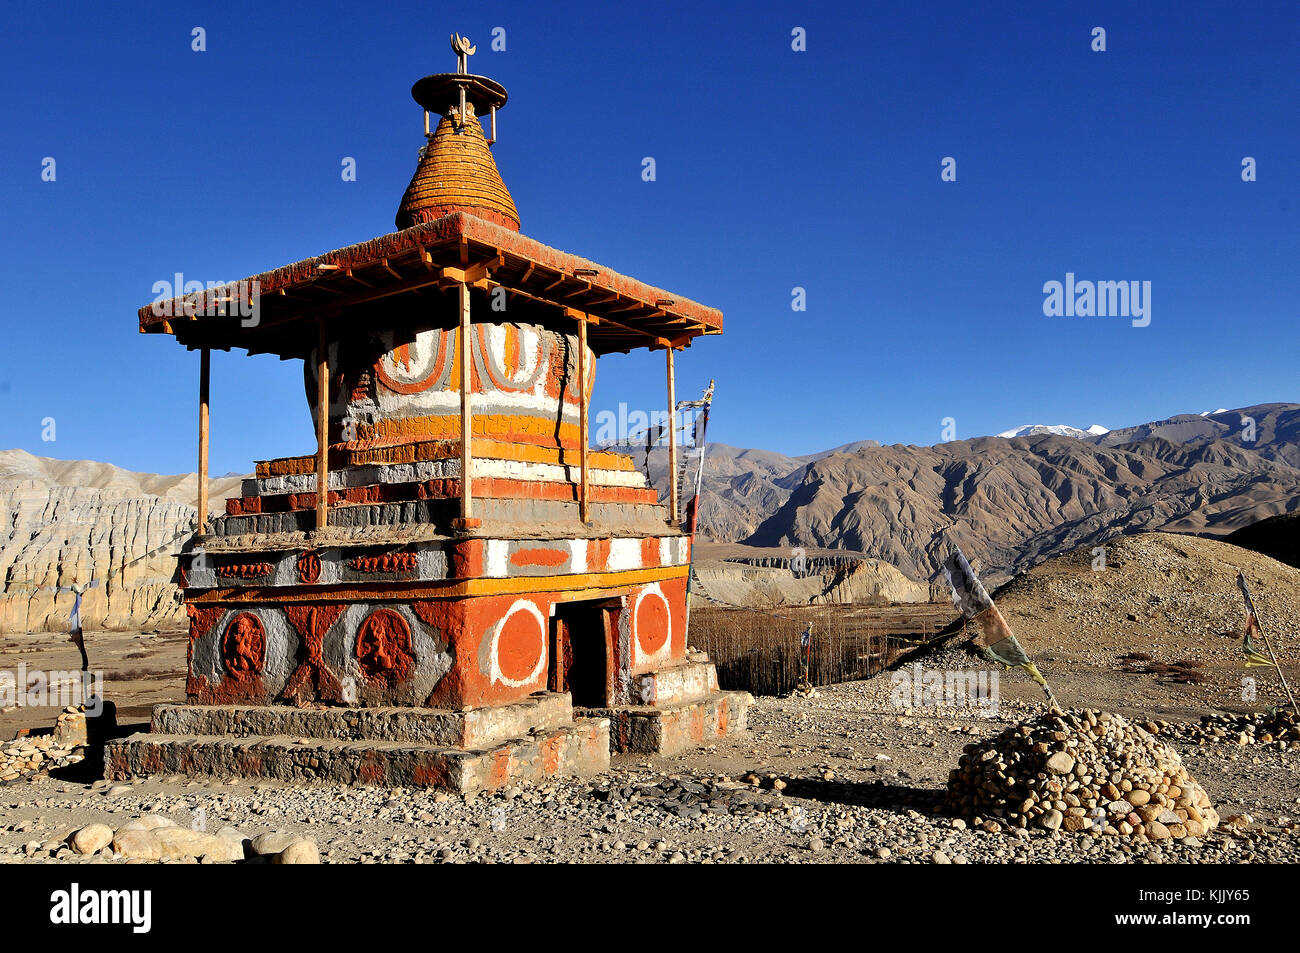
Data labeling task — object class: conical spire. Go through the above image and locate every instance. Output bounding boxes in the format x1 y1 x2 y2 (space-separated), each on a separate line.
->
396 104 519 230
396 34 519 231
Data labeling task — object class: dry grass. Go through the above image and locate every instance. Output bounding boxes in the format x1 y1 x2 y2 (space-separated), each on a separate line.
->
689 602 954 696
1118 653 1213 685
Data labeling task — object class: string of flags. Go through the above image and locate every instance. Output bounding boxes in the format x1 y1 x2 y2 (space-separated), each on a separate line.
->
1237 571 1297 711
941 542 1060 710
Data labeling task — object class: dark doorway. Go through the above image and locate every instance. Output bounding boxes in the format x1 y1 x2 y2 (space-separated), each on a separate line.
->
550 600 613 707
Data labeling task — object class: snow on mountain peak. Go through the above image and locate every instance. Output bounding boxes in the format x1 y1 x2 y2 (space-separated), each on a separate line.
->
996 423 1110 439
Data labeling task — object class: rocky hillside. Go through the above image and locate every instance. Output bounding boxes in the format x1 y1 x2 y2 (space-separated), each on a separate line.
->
629 440 881 543
0 450 243 634
992 532 1300 680
690 543 930 607
749 432 1300 585
1089 403 1300 468
641 403 1299 586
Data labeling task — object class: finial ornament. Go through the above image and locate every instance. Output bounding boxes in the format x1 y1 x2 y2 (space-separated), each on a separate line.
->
410 36 506 141
448 34 478 129
450 33 476 73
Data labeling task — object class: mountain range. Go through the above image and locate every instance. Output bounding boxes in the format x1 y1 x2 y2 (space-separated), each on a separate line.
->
1 402 1296 632
655 402 1300 585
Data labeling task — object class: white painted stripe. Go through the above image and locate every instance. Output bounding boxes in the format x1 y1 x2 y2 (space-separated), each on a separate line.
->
253 458 646 495
566 538 588 574
484 539 510 578
607 538 641 572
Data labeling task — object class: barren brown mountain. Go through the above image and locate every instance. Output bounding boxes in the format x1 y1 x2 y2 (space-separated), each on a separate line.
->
657 403 1300 585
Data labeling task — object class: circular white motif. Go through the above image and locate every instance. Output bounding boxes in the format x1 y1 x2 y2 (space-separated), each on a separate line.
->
631 583 673 664
488 599 548 688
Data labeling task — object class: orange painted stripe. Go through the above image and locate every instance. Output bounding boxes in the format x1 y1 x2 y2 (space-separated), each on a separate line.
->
360 414 581 447
186 565 688 604
257 437 637 477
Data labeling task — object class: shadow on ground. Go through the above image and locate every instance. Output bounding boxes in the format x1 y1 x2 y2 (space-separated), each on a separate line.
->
775 776 948 816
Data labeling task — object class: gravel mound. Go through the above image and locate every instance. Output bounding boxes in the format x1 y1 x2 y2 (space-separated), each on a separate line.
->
946 709 1219 840
994 532 1300 665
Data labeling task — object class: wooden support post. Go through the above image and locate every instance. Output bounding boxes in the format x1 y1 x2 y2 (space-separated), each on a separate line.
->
315 319 329 530
197 348 210 535
578 315 590 523
666 346 678 525
459 279 473 520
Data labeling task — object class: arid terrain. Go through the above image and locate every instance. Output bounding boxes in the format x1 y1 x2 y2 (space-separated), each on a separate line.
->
3 409 1299 865
2 531 1299 864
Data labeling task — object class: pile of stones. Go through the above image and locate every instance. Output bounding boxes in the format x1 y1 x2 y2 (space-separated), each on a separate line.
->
1 703 115 784
50 815 319 864
1 721 86 785
945 709 1219 840
1164 708 1300 750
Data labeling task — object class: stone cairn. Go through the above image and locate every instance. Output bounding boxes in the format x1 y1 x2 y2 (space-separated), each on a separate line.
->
946 709 1219 840
0 705 104 784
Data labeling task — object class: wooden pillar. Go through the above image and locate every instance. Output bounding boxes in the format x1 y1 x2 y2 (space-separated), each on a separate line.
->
666 346 678 525
315 319 329 530
197 348 210 535
459 279 473 520
578 316 590 523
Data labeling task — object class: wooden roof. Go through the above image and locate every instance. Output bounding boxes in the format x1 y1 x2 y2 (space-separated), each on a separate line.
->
138 212 723 358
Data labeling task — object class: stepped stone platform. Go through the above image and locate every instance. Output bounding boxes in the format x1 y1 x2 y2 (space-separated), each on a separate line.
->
577 655 752 754
580 691 751 756
104 692 609 793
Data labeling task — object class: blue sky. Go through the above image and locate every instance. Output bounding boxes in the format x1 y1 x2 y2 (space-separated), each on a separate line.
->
1 0 1295 474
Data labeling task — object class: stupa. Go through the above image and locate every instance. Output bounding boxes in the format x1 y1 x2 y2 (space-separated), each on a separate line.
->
106 35 750 791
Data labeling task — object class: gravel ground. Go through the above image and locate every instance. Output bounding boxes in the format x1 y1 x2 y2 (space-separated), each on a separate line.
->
2 658 1298 864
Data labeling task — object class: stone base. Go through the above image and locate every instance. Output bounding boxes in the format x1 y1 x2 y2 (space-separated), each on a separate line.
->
579 690 751 756
103 692 609 793
629 658 720 706
148 693 573 750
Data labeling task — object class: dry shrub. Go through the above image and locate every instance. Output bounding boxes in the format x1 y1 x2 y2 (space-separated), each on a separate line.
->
690 607 891 696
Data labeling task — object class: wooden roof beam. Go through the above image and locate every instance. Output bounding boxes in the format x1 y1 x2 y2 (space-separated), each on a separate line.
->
440 254 498 286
